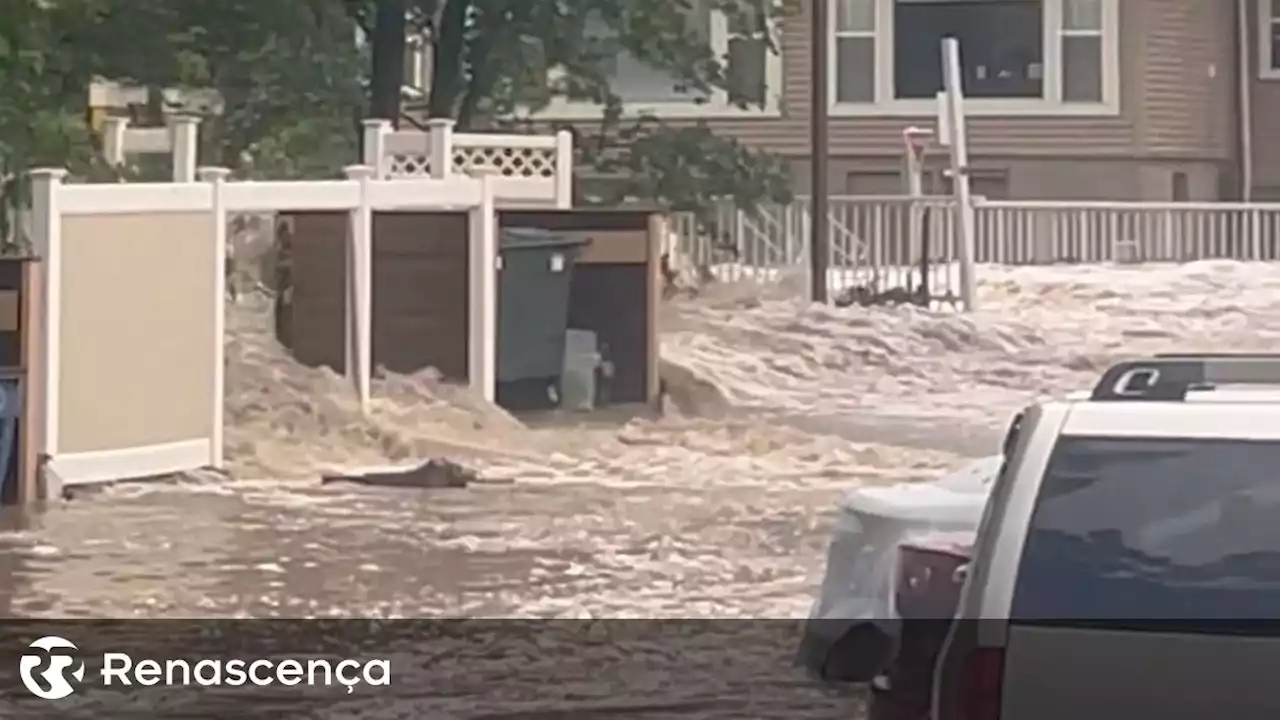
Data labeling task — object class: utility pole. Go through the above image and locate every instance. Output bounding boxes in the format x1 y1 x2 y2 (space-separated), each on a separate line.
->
809 0 830 303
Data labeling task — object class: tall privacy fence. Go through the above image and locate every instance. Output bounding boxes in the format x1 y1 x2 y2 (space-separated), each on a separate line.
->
669 197 1280 308
0 120 576 498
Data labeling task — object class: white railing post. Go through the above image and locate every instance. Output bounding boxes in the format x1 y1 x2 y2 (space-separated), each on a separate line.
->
101 117 129 168
343 165 375 414
168 115 200 183
941 38 977 311
467 167 499 403
198 166 230 468
28 168 67 474
427 118 456 180
554 129 574 208
361 119 390 177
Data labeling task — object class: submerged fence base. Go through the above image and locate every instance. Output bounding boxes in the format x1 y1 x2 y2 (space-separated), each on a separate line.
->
672 197 1280 310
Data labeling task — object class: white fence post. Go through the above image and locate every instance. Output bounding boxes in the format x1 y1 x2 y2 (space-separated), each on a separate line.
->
101 117 129 168
168 115 200 182
941 38 977 311
198 166 230 468
28 168 67 469
554 129 574 208
468 167 499 403
343 165 375 414
362 119 390 177
427 118 456 180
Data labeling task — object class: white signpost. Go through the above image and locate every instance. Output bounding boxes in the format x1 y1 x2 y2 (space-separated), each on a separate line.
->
938 37 978 311
902 125 934 295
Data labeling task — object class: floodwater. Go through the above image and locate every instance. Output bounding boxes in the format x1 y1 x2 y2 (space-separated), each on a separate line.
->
0 260 1275 717
2 259 1275 617
0 411 972 619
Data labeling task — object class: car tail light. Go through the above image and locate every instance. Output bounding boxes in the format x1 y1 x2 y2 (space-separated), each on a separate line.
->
896 543 970 619
957 648 1004 720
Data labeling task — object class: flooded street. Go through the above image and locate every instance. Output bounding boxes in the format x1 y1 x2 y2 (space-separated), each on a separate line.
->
5 260 1278 620
0 261 1272 717
0 416 970 619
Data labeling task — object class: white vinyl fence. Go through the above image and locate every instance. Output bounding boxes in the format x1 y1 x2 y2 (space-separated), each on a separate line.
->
672 197 1280 307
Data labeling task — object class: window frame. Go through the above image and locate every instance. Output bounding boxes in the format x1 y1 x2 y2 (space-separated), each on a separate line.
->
534 6 784 119
830 0 1121 117
1258 0 1280 80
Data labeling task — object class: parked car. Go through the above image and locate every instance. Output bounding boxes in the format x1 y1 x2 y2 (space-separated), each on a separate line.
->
870 535 975 720
934 354 1280 720
796 453 1001 682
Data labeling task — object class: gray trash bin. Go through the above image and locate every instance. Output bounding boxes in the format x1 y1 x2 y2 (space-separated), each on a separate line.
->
496 228 588 386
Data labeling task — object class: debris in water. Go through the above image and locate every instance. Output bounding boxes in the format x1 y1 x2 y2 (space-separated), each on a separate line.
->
321 458 478 489
658 358 731 418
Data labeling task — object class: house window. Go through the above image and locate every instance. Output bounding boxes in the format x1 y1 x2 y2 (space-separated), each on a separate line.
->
1061 0 1103 100
833 0 1118 114
587 11 715 104
895 0 1044 100
1259 0 1280 79
836 0 877 102
540 1 782 118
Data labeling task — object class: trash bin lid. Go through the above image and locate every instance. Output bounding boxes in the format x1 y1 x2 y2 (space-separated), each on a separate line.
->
500 227 587 250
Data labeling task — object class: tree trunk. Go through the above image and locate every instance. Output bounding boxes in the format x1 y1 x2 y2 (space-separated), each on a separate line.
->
369 0 407 125
426 0 471 119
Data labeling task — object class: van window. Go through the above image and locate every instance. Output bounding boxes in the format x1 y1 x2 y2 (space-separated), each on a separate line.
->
1010 436 1280 623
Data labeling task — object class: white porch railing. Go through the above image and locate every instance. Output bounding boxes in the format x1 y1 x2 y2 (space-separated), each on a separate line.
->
361 118 573 208
671 195 964 303
973 200 1280 264
672 197 1280 307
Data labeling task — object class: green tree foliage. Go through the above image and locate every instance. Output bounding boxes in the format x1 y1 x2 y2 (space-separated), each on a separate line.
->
0 0 792 239
0 0 100 243
354 0 795 219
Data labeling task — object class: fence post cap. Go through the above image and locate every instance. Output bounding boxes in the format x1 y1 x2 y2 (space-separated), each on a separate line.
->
344 164 376 179
426 117 457 128
28 168 68 180
197 166 231 181
361 118 392 129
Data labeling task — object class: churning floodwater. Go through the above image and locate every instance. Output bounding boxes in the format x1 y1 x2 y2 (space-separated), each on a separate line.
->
0 260 1275 718
2 260 1277 622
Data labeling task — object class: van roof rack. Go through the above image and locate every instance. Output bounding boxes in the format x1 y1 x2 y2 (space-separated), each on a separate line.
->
1090 354 1280 401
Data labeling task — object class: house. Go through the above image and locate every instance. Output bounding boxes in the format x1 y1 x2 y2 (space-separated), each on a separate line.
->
534 0 1280 202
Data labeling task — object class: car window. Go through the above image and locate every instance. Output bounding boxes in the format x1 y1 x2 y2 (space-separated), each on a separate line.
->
1010 436 1280 621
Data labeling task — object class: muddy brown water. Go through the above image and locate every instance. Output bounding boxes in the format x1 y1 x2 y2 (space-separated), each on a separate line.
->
0 411 993 719
0 476 866 719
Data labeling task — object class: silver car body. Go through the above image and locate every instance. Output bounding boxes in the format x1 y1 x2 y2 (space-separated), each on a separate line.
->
934 390 1280 720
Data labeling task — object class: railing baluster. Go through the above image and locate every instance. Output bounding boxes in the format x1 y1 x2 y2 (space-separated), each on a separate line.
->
669 197 1280 309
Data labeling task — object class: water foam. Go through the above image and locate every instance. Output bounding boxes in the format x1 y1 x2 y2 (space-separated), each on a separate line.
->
223 294 535 480
220 260 1280 486
663 260 1280 428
